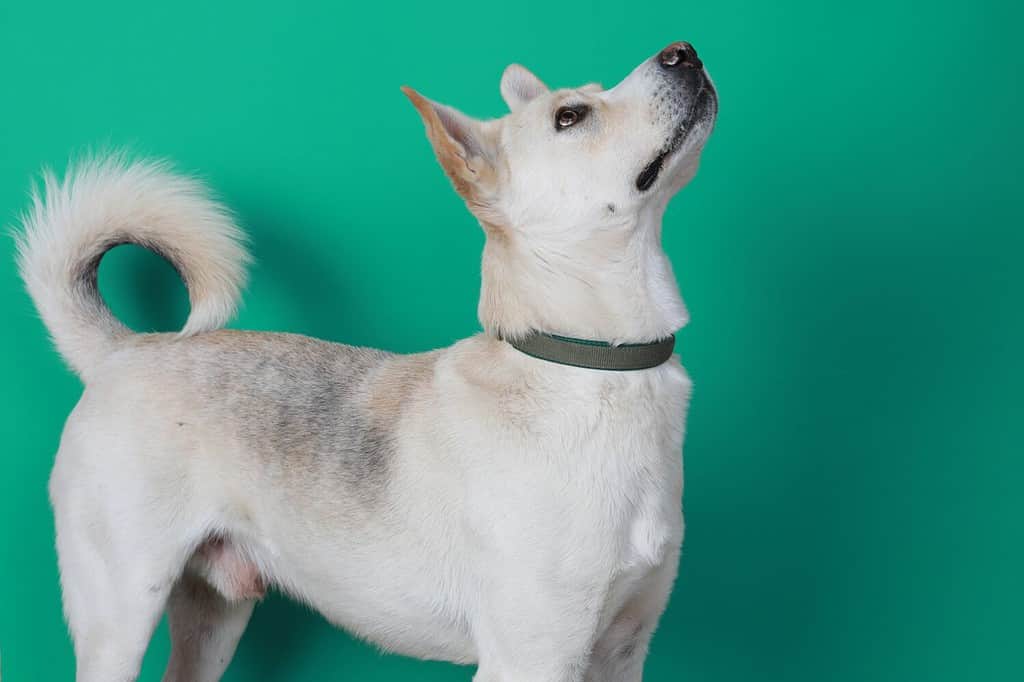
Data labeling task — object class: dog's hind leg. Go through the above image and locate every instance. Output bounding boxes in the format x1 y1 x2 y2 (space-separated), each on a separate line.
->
50 414 203 682
162 571 255 682
53 476 192 682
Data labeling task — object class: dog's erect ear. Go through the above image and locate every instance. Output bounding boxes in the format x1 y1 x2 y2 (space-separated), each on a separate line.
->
500 64 549 112
402 86 500 206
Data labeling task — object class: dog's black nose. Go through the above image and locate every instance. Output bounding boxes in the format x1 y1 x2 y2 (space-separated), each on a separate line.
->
659 42 702 70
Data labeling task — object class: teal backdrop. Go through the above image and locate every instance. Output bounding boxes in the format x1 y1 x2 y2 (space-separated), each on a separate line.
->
1 1 1021 680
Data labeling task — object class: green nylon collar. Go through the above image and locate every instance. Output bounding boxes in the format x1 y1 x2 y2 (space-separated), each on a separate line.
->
505 332 676 371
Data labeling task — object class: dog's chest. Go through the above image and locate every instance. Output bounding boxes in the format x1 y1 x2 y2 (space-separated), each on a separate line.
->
563 365 690 622
454 355 691 581
578 366 688 566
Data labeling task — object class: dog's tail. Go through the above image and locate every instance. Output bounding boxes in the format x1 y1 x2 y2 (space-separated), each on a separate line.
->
13 155 250 379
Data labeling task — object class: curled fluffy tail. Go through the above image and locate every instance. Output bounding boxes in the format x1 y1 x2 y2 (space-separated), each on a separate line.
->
14 155 250 379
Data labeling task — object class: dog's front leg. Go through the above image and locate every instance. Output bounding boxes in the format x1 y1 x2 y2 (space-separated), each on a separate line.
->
472 634 594 682
470 576 606 682
583 550 680 682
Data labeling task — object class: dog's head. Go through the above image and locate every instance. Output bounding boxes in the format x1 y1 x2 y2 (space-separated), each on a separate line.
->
404 42 717 339
405 42 715 229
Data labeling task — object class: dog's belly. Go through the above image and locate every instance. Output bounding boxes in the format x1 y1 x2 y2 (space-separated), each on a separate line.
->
226 463 480 662
269 535 479 662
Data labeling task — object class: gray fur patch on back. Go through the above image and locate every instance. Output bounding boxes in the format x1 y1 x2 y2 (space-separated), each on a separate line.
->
179 331 402 510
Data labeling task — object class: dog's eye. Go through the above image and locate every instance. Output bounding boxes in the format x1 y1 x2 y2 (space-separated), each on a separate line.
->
555 105 588 130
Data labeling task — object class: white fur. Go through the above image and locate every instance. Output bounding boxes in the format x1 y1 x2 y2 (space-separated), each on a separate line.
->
19 44 716 682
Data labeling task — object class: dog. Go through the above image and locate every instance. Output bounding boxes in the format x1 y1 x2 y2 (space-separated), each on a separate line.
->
15 40 716 681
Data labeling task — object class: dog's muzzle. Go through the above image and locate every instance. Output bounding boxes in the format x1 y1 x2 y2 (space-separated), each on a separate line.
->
634 41 715 193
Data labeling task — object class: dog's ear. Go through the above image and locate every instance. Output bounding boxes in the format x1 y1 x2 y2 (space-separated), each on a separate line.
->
402 86 500 207
500 64 549 111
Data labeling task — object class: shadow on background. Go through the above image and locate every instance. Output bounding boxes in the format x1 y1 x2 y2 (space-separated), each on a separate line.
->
232 195 364 344
97 201 361 342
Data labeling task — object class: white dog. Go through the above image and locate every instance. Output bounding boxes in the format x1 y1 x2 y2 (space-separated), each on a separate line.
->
15 41 716 682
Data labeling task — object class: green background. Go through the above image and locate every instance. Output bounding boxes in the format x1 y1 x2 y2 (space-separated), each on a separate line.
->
1 1 1021 680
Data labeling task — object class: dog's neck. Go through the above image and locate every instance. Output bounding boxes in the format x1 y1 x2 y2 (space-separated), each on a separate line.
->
478 202 688 345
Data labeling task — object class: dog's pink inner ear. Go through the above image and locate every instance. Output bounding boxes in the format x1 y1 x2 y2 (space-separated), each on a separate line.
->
500 64 549 112
402 86 499 205
433 104 487 160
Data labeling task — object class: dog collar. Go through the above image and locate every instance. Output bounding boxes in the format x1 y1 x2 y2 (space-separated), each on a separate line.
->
504 332 676 371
